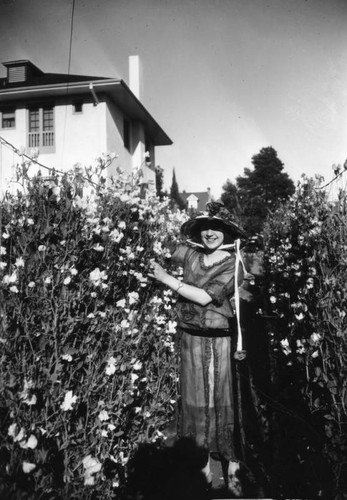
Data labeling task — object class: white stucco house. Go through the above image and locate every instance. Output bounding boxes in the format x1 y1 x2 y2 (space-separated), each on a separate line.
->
0 58 172 193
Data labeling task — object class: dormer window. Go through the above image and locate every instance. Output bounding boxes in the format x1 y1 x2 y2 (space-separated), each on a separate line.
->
8 65 26 84
3 60 44 85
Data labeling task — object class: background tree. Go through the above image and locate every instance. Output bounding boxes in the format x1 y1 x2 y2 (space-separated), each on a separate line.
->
222 146 295 234
220 179 241 219
155 165 166 200
169 168 186 210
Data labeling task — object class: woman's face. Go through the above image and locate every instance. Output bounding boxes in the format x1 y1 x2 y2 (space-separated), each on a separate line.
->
200 227 225 251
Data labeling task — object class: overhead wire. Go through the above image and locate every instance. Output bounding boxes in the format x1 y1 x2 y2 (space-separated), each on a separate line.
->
0 135 115 188
61 0 76 169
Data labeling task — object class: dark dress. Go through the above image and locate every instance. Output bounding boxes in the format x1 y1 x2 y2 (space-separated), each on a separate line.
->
171 244 240 461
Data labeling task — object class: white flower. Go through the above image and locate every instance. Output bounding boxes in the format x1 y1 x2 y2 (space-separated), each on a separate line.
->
89 267 108 286
38 245 46 252
98 410 110 422
20 434 38 449
109 228 124 243
105 357 117 375
27 218 34 225
153 241 162 255
62 354 73 362
270 296 277 304
8 423 17 438
15 257 25 267
3 271 17 284
63 276 71 285
0 246 6 255
9 285 19 293
93 243 104 252
82 455 102 486
24 394 37 406
23 462 36 474
44 276 52 284
280 338 291 355
70 268 78 276
116 298 126 308
28 281 35 288
151 296 163 305
0 262 7 270
133 360 142 371
310 332 321 344
60 390 78 411
131 373 139 384
155 316 166 325
2 232 9 240
87 313 95 319
167 321 177 334
13 427 26 442
108 423 116 431
311 350 319 359
118 221 126 229
121 319 130 329
128 291 139 305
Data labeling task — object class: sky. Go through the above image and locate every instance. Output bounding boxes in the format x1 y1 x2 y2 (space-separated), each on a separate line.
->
0 0 347 198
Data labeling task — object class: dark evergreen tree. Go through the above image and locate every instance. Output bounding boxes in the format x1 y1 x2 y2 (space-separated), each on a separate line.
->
222 147 295 235
170 168 185 210
155 165 166 200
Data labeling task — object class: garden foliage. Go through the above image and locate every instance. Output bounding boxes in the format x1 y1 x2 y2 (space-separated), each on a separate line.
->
0 158 187 499
263 175 347 498
1 160 346 499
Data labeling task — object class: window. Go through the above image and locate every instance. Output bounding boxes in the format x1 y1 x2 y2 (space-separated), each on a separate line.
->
1 109 15 129
73 101 83 113
28 106 54 151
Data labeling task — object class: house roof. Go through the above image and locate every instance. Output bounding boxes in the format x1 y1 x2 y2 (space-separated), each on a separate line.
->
180 190 212 211
0 60 172 146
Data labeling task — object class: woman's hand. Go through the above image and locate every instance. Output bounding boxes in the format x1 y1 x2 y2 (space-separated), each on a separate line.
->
148 259 213 305
148 260 169 284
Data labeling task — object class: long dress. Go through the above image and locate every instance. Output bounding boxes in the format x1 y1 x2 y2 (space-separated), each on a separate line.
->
171 244 240 462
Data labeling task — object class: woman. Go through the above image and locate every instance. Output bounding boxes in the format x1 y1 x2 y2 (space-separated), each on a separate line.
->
148 202 247 496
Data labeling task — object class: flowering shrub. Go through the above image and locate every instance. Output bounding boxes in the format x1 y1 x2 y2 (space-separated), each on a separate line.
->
0 159 188 498
263 175 347 497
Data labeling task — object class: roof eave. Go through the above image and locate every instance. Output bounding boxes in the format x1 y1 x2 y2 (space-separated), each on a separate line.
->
0 78 172 146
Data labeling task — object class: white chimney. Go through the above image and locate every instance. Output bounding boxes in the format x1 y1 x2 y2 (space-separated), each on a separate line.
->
129 55 143 101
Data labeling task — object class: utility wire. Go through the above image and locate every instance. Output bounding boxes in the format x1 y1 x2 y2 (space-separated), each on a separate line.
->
0 135 115 188
67 0 76 78
0 135 64 175
61 0 76 169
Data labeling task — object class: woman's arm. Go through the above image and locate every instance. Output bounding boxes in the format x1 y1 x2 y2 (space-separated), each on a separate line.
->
148 261 212 306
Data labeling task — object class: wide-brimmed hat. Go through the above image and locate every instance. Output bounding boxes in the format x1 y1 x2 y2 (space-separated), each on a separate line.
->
180 202 247 245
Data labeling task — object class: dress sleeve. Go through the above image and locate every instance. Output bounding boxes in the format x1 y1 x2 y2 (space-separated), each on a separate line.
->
202 257 239 306
171 244 189 266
